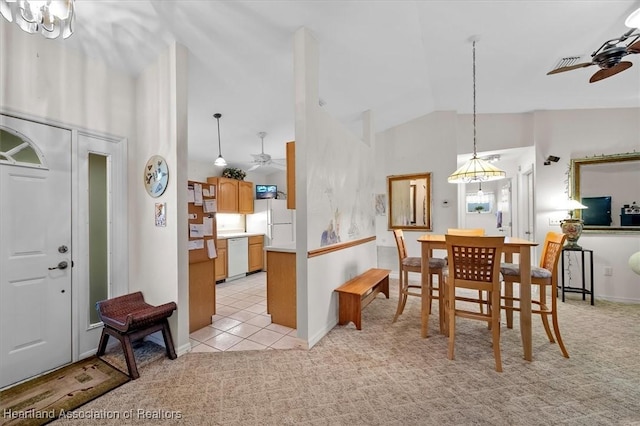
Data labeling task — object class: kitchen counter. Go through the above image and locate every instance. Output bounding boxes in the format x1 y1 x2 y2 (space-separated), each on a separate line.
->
217 232 264 239
264 243 296 253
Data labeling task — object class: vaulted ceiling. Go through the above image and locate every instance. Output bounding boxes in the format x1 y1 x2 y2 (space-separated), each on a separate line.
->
61 0 640 173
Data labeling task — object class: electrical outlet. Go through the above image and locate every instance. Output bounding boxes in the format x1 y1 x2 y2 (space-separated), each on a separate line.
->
604 266 613 276
549 218 563 226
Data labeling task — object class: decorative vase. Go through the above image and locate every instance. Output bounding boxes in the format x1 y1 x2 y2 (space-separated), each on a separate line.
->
560 218 584 250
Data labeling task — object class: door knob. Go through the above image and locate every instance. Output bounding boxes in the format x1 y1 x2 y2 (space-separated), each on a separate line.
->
48 261 68 270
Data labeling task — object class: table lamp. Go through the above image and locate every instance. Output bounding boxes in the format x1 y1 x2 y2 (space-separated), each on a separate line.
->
560 199 588 250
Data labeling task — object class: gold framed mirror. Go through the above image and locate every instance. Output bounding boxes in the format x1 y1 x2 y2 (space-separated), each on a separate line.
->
571 152 640 233
387 172 432 231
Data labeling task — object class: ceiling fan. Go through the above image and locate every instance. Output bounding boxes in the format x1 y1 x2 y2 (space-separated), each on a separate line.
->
547 28 640 83
247 132 286 171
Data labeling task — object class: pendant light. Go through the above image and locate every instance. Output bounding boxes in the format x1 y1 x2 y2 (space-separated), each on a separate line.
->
448 37 506 184
213 113 227 167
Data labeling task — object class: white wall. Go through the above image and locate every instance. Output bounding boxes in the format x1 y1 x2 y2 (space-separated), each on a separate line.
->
3 23 194 354
295 28 377 346
0 20 135 138
378 106 640 301
534 108 640 302
132 43 190 351
1 19 138 358
374 111 459 265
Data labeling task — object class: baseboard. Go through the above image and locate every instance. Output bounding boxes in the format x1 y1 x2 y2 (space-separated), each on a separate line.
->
307 320 337 349
176 342 192 357
574 295 640 304
79 349 97 360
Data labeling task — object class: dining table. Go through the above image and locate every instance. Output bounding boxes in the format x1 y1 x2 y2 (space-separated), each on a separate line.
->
417 234 539 361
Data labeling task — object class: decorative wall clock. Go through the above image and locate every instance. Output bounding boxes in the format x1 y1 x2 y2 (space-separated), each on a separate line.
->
144 155 169 197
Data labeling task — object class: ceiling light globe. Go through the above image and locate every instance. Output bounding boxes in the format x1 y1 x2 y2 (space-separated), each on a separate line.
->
214 155 227 167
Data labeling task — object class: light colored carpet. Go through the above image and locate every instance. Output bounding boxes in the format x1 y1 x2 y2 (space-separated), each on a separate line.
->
52 279 640 425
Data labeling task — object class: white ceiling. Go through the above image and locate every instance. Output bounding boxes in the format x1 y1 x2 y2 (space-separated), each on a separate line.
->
62 0 640 174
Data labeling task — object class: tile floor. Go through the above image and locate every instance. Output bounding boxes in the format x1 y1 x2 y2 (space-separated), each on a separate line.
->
189 271 303 352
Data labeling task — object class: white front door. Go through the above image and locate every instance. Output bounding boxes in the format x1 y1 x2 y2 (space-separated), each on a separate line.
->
0 114 72 388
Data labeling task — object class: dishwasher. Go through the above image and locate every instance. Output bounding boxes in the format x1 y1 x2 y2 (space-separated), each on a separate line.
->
226 237 249 281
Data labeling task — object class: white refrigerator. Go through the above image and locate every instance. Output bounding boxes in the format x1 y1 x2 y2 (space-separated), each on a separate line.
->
246 199 295 246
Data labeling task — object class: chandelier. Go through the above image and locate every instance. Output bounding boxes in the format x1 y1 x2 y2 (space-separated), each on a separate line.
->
448 37 506 184
0 0 75 39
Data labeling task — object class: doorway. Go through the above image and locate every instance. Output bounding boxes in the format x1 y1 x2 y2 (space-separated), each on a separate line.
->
0 114 72 388
522 166 535 241
0 114 128 388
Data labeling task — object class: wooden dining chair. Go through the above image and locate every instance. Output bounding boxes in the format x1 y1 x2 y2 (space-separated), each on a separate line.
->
447 228 485 236
447 228 486 313
500 231 569 358
392 229 446 328
444 235 505 372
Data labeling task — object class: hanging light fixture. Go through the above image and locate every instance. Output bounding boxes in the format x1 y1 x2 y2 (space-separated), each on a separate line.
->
0 0 75 39
213 113 227 167
448 37 506 184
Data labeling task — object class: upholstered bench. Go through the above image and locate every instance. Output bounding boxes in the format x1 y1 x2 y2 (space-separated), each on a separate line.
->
334 268 391 330
96 291 177 379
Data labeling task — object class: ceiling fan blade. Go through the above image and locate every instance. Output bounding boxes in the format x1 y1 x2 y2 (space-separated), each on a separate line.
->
547 61 593 75
271 162 286 170
589 61 633 83
627 40 640 54
247 163 261 172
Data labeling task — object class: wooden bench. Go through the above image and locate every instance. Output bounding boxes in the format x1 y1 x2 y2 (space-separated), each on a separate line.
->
96 291 177 379
335 268 391 330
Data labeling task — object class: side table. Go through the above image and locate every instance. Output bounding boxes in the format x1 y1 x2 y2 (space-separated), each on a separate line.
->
560 247 594 305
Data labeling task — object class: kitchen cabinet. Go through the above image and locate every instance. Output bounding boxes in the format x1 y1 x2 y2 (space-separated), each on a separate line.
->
286 141 295 210
208 177 237 213
248 235 264 272
266 248 296 328
207 177 254 214
239 181 254 214
215 238 228 281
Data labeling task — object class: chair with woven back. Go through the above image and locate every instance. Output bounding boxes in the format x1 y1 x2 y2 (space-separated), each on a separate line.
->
500 231 569 358
444 234 505 372
392 229 446 329
447 228 486 313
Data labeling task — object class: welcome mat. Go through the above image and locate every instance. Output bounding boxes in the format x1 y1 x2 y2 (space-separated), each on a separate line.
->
0 357 129 426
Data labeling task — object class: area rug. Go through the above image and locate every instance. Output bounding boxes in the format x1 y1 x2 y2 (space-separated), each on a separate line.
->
0 357 129 426
99 340 166 377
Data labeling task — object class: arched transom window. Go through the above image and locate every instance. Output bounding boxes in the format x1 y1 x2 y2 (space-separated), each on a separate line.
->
0 126 46 167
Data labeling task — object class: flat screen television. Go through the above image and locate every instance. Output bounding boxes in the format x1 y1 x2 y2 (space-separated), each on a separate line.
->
581 196 612 226
256 184 277 199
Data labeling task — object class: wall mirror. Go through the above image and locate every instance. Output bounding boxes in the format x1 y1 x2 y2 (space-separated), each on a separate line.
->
571 152 640 233
387 172 432 231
